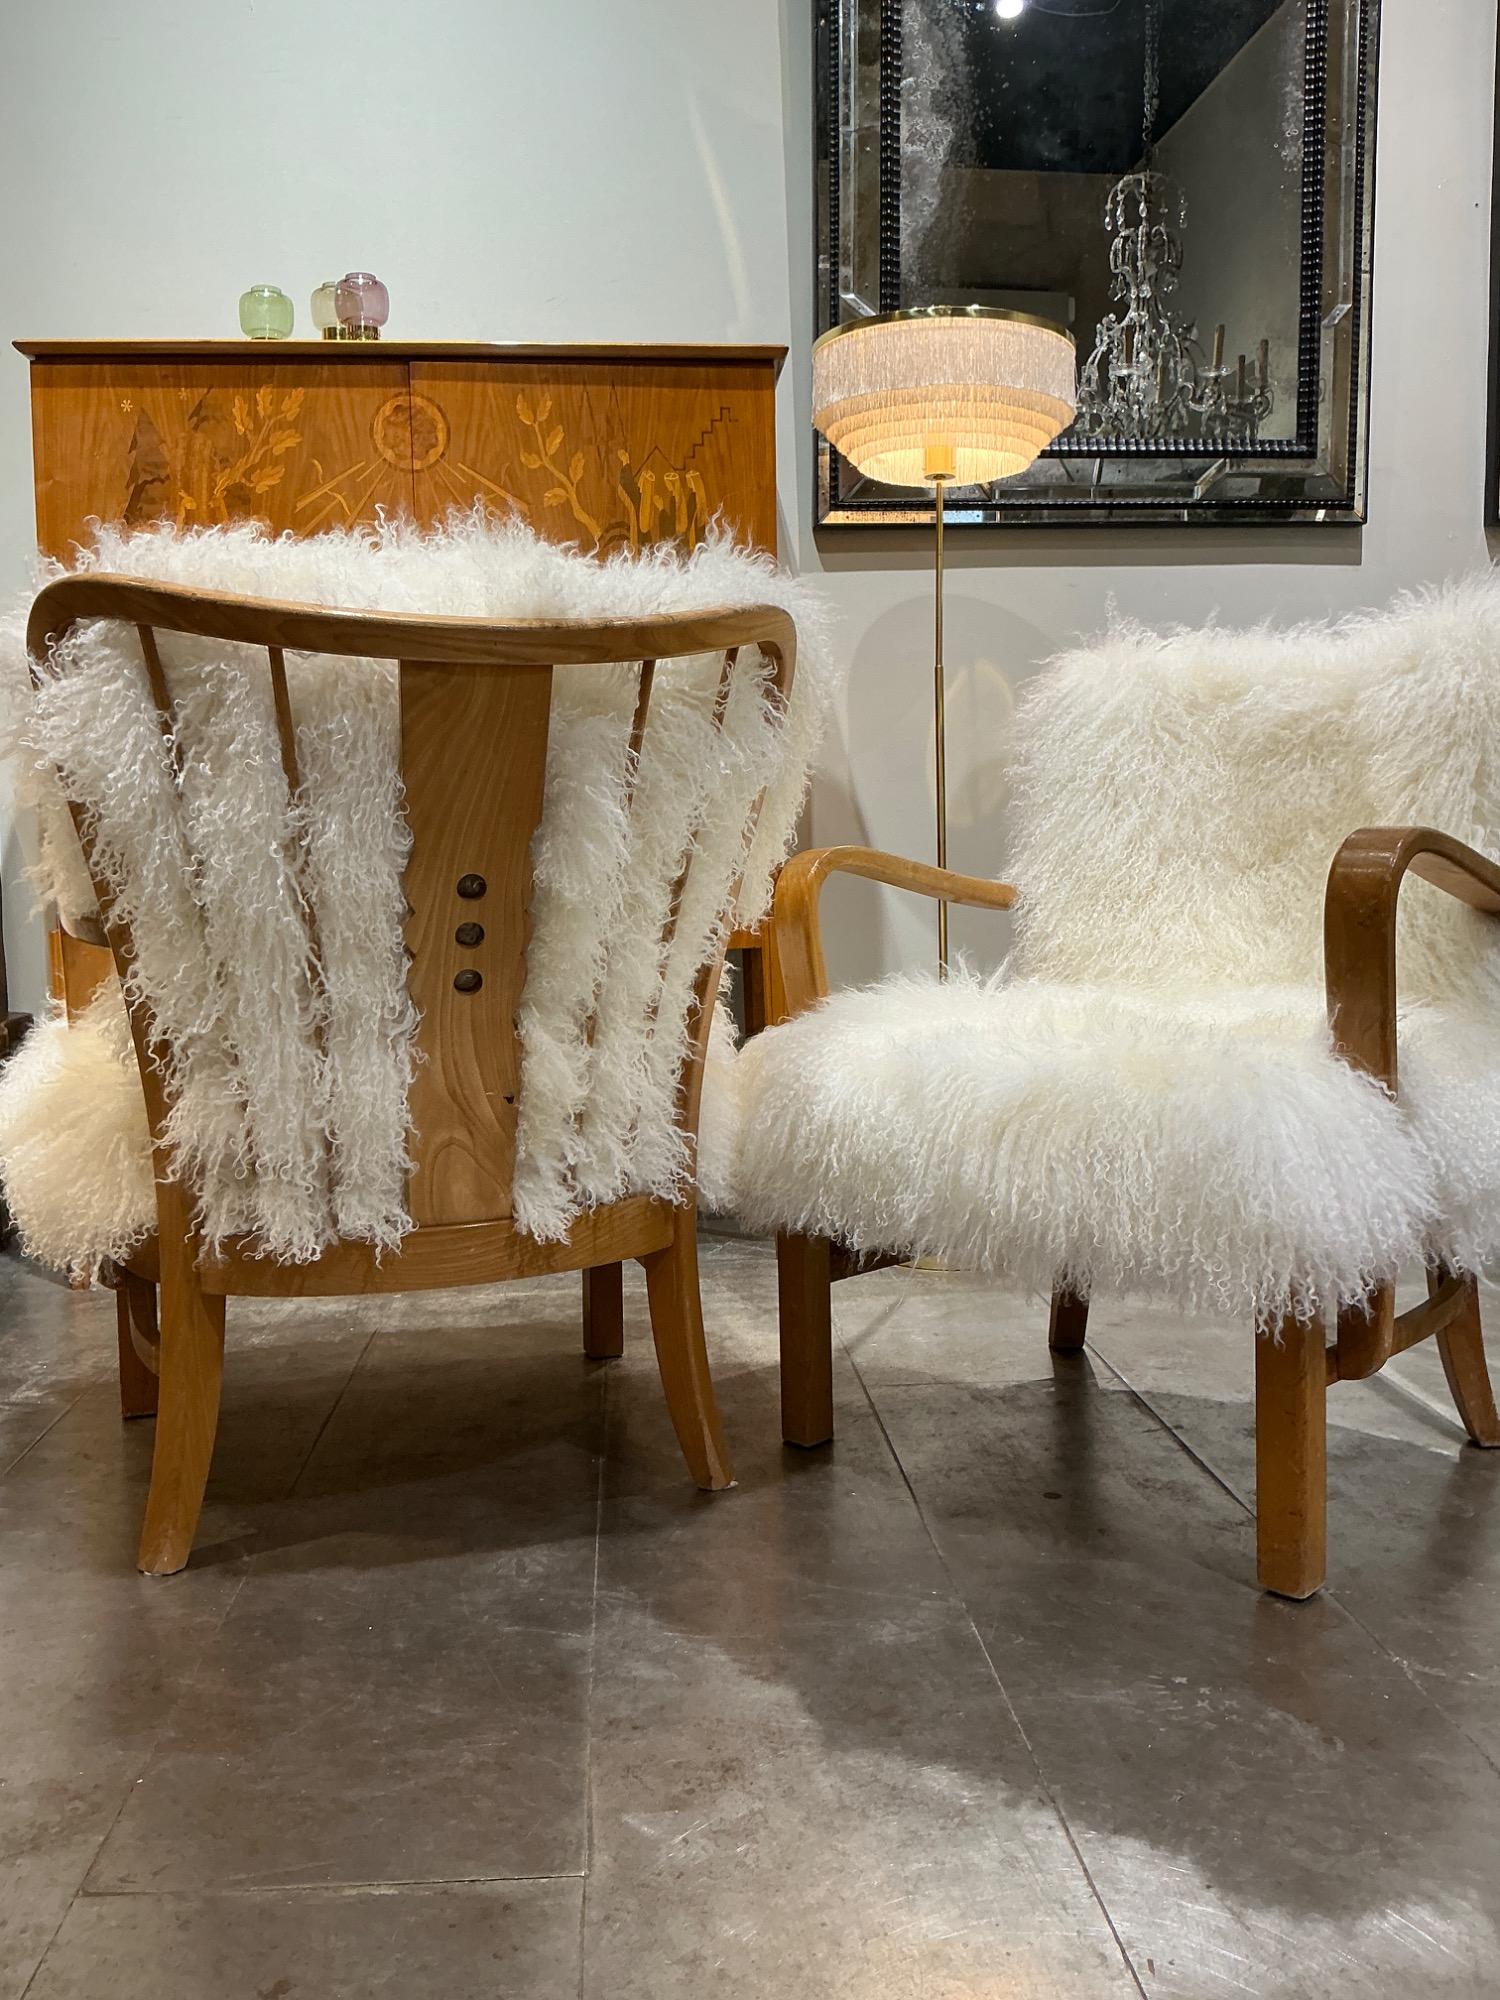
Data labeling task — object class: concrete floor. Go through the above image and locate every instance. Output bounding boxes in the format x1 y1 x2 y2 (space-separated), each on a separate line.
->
2 1239 1499 1997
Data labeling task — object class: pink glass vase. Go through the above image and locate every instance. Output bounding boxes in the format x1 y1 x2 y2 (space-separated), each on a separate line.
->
334 271 389 341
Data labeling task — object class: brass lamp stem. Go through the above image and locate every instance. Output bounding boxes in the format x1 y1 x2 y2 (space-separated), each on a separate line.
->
932 470 950 978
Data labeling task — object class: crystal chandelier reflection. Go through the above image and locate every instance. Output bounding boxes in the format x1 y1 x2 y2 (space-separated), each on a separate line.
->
1074 0 1274 442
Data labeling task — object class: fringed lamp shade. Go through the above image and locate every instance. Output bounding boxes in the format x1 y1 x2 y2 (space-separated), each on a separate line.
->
811 306 1077 488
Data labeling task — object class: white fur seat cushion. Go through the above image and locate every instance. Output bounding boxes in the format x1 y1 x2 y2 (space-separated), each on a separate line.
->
730 974 1500 1321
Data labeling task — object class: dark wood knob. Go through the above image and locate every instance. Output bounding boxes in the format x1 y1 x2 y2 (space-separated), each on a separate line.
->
454 921 484 947
456 873 487 899
453 969 483 993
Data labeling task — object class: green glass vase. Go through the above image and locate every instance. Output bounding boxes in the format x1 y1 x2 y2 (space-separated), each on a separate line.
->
238 285 294 340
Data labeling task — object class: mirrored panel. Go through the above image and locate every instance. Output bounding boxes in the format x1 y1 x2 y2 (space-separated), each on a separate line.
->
815 0 1379 524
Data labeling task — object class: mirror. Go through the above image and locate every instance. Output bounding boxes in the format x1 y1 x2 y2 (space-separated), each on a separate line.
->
815 0 1380 524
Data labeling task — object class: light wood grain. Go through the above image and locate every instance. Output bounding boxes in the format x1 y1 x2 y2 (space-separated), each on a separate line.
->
1332 1270 1467 1381
769 845 1018 1021
113 1271 160 1420
1324 826 1500 1408
1432 1267 1500 1447
400 656 552 1225
181 1199 676 1298
27 359 413 558
28 575 796 673
1325 825 1500 1093
1256 1315 1329 1600
582 1263 626 1359
642 1210 733 1489
408 360 779 554
777 1233 835 1448
136 1184 226 1577
58 930 112 1019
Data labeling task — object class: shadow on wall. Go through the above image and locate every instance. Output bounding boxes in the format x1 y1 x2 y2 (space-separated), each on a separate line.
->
815 587 1058 984
811 519 1367 574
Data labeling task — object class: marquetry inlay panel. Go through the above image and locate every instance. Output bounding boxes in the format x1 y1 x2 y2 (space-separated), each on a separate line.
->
20 341 783 563
27 359 413 558
408 361 778 555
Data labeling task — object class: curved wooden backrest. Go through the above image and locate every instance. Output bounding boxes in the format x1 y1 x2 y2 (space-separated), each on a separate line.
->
27 574 797 1232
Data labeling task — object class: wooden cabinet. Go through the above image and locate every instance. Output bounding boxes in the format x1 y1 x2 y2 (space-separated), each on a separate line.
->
17 340 784 560
16 340 785 1016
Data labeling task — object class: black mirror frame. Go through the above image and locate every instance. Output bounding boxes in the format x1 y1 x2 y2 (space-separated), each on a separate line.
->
814 0 1382 528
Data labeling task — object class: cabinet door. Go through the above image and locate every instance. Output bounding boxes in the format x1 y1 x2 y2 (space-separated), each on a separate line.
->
408 361 777 556
29 358 415 558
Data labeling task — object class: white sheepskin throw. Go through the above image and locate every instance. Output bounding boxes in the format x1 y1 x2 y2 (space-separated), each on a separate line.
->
0 515 837 1277
732 578 1500 1323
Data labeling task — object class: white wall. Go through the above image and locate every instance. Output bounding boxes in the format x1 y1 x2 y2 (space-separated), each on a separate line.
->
0 0 796 1010
785 0 1500 985
0 0 1495 1008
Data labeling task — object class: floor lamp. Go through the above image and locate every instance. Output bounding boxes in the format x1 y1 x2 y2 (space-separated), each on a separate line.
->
811 306 1077 973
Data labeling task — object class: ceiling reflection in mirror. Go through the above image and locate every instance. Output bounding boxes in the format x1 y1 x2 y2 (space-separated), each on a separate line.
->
817 0 1379 524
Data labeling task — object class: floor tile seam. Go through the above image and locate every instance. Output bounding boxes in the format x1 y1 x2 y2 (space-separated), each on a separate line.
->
579 1366 609 2000
72 1322 382 1914
278 1323 381 1505
1327 1604 1500 1784
72 1872 589 1899
1364 1363 1473 1442
592 1566 953 1620
64 1556 260 1914
0 1381 99 1478
16 1902 74 2000
838 1315 1149 2000
1083 1344 1257 1516
1082 1349 1500 1782
957 1610 1152 1999
14 1408 254 2000
0 1373 105 1411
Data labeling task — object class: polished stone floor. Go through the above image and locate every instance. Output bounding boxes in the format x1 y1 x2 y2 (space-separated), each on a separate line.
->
2 1239 1499 1997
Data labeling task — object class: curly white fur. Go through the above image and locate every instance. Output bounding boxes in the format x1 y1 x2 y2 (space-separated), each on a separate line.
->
0 992 156 1278
733 578 1500 1323
0 514 837 1274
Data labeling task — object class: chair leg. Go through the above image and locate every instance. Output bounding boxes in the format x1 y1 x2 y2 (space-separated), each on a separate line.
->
1434 1270 1500 1447
582 1262 625 1359
137 1226 226 1577
640 1209 733 1491
777 1232 835 1448
1048 1286 1089 1353
115 1273 160 1420
1255 1313 1328 1600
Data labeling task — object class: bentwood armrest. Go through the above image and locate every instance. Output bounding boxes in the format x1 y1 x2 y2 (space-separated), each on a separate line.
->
1324 826 1500 1093
771 845 1018 1018
1325 827 1500 1380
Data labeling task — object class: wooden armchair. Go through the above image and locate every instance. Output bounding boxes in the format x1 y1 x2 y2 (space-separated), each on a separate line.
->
763 838 1500 1601
27 576 795 1574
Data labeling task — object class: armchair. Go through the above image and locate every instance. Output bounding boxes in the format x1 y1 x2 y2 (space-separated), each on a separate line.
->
736 591 1500 1599
14 566 803 1574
